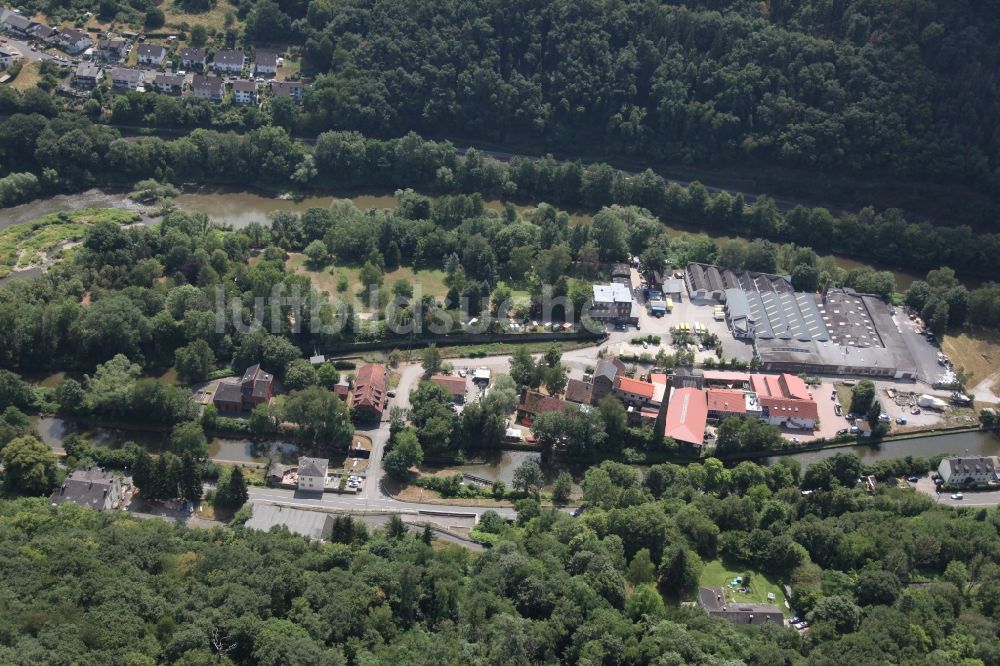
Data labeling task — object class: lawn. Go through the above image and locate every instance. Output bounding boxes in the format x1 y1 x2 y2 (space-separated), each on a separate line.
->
943 329 1000 395
9 61 41 91
0 208 140 277
699 560 791 617
286 254 450 306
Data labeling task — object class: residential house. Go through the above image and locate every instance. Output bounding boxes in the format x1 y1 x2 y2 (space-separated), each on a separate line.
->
212 364 274 413
271 79 304 102
589 283 638 325
136 43 166 66
1 13 33 36
938 456 1000 486
244 503 334 540
153 72 184 94
706 388 760 421
191 74 225 101
232 79 257 105
97 37 128 62
212 48 245 74
565 379 593 405
431 374 466 404
26 23 56 42
614 376 655 407
50 469 124 511
57 27 93 54
664 386 708 448
296 457 328 492
179 47 206 70
698 587 784 626
591 357 625 404
0 46 19 70
517 389 572 424
73 61 102 88
253 50 277 75
110 67 144 90
750 373 818 429
351 363 387 421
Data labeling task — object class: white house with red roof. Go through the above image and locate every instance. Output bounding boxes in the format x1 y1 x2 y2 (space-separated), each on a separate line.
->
749 373 817 429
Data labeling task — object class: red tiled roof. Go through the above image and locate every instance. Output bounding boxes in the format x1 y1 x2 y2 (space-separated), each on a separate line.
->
430 374 466 397
351 364 387 412
664 387 707 446
779 374 811 401
520 390 569 416
615 376 655 399
706 389 747 414
649 373 668 386
565 379 593 404
759 396 818 421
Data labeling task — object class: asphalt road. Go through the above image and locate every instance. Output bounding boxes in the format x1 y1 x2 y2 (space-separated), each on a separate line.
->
3 36 55 63
247 485 516 518
915 475 1000 506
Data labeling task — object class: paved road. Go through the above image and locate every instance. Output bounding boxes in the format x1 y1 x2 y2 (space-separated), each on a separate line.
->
2 36 55 64
247 485 516 518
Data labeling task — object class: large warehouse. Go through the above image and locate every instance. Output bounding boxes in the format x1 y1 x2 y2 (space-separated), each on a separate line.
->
684 263 918 379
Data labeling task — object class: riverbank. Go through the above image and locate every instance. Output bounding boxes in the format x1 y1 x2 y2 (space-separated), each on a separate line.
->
2 185 955 289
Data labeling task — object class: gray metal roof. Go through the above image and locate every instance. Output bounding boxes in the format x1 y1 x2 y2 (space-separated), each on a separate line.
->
244 504 334 540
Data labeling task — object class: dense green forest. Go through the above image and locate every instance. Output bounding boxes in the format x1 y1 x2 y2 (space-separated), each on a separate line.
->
35 0 1000 196
2 452 1000 665
4 103 1000 281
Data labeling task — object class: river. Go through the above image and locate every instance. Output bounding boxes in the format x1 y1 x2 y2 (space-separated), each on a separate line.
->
3 187 927 288
767 430 1000 467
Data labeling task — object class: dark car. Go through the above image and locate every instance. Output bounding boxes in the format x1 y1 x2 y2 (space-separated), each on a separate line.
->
572 507 584 517
907 476 919 483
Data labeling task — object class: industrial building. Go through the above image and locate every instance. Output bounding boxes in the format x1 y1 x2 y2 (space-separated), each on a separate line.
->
684 263 918 379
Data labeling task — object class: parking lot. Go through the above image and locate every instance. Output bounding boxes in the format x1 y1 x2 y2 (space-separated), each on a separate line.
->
631 287 755 364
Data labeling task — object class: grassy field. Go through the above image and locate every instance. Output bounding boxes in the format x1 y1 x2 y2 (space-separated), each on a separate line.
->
9 61 41 91
699 560 790 616
0 208 139 277
286 254 450 304
162 0 243 30
944 330 1000 397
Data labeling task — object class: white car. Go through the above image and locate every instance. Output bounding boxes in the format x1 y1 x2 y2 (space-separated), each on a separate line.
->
458 369 467 377
951 493 964 500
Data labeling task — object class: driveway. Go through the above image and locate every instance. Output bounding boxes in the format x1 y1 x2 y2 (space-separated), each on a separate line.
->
2 36 55 64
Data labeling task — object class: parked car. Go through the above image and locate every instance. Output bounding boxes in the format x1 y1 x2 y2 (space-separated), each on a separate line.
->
896 417 908 425
458 369 467 377
386 391 396 398
951 493 964 500
790 437 801 444
934 477 944 485
907 476 919 483
836 428 849 436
